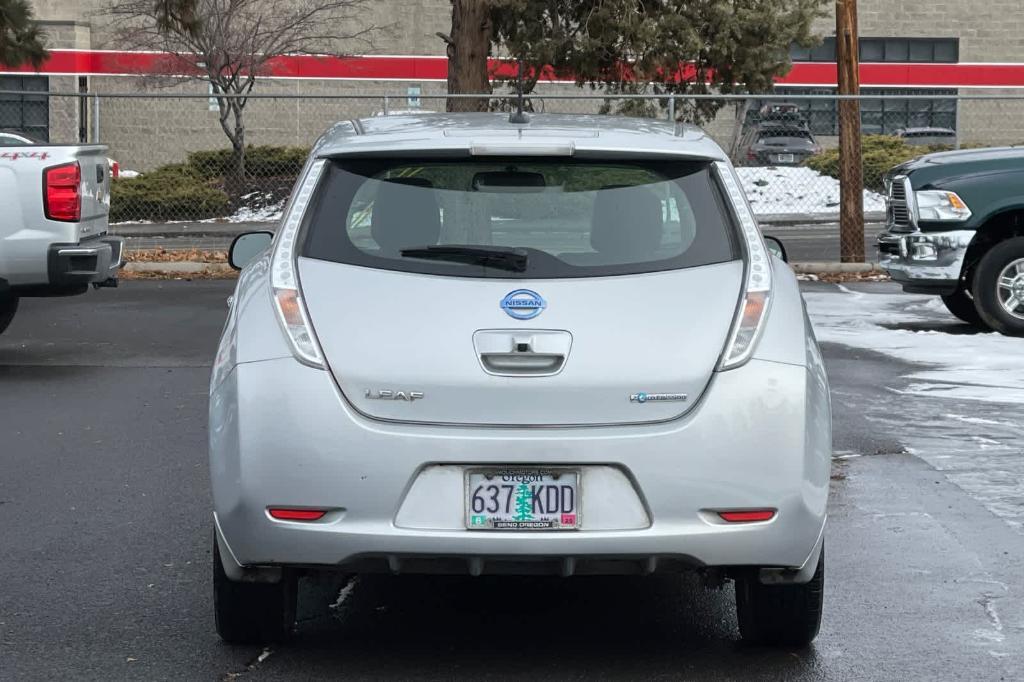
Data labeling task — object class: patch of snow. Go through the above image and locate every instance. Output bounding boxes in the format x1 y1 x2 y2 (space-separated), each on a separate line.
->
804 288 1024 405
119 169 141 178
222 199 285 223
737 166 886 217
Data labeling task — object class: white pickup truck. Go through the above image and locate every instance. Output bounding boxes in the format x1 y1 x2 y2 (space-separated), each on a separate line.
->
0 143 123 335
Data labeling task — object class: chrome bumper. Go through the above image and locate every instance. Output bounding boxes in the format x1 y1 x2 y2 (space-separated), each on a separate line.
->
877 228 976 292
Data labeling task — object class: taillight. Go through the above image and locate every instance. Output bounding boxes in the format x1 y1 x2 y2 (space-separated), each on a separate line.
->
109 160 120 179
715 162 773 370
270 158 327 368
44 162 82 222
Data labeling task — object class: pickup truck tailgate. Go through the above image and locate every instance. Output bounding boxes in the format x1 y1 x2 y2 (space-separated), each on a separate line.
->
73 148 112 239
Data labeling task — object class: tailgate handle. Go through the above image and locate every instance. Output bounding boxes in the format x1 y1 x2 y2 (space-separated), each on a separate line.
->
480 352 564 376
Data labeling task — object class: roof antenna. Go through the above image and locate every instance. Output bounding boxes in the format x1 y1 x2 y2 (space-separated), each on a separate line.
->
508 58 530 125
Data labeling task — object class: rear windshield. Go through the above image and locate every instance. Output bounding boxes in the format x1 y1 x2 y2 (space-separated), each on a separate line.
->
301 158 739 279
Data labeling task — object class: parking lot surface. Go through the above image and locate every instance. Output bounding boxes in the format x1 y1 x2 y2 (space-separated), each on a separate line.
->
1 281 1023 680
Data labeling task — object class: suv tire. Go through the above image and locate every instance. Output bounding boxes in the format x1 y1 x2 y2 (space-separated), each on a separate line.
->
972 237 1024 336
735 544 824 647
941 289 985 327
213 536 297 645
0 296 18 335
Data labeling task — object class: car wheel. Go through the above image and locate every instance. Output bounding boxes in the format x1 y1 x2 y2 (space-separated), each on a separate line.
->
213 535 297 645
972 237 1024 336
0 296 18 335
941 289 985 327
735 544 824 647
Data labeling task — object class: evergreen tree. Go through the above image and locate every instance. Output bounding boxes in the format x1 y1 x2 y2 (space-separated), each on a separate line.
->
0 0 48 69
514 483 534 521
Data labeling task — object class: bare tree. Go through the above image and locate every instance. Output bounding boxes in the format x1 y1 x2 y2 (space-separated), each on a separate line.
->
102 0 376 190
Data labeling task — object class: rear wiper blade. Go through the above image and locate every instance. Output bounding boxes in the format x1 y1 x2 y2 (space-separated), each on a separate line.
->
399 245 528 272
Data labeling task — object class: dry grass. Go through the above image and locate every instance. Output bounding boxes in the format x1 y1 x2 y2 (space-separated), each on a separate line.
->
798 272 891 284
124 249 228 263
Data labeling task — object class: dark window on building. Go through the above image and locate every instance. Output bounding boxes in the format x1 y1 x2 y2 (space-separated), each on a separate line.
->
791 37 958 63
755 87 957 136
0 76 49 142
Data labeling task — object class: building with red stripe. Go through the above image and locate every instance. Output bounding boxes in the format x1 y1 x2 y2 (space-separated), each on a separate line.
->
4 1 1023 168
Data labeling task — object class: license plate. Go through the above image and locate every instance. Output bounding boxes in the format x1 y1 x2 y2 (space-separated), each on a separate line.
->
776 153 795 163
465 468 580 530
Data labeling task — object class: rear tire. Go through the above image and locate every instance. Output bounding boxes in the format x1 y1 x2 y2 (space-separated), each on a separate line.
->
941 289 984 326
213 536 297 645
971 237 1024 336
735 545 824 647
0 296 18 335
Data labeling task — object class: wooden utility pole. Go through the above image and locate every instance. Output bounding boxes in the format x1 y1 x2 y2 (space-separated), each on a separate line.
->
836 0 864 262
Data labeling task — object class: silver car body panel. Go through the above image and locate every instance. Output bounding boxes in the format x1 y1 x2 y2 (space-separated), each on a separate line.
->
299 258 744 427
210 114 831 579
317 113 726 161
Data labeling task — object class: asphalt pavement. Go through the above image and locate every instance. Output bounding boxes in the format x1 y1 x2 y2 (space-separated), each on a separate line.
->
110 221 888 264
1 281 1022 681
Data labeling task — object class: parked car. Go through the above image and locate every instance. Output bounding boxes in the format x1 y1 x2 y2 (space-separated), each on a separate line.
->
879 146 1024 334
0 140 122 335
213 112 832 648
738 122 822 166
895 127 958 147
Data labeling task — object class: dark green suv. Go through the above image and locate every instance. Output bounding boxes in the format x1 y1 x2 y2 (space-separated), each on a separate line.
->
878 146 1024 335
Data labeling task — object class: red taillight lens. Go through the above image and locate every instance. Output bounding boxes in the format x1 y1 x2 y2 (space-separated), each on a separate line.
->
110 160 120 179
718 510 776 523
44 162 81 222
268 508 327 521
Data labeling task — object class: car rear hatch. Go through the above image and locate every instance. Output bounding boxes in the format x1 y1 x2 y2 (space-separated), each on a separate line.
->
296 155 744 427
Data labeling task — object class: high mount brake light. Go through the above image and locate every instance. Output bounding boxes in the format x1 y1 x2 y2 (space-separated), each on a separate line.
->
270 158 327 368
715 162 773 371
44 162 82 222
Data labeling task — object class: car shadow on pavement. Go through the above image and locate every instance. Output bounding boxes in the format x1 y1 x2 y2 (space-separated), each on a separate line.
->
255 573 823 679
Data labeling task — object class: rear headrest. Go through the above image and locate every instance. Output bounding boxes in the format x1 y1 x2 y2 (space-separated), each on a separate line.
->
590 185 664 259
370 177 441 255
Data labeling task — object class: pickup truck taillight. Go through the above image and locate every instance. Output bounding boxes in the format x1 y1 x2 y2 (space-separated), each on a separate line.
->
44 162 82 222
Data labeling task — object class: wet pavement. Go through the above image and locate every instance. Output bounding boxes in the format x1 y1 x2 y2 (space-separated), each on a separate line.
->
1 280 1022 680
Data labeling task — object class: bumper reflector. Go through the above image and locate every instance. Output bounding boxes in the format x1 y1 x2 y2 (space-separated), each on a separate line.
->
718 510 776 523
268 508 327 521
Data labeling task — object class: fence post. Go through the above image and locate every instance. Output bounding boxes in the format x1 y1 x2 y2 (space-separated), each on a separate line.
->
92 94 101 143
954 97 961 150
668 96 675 122
383 95 389 116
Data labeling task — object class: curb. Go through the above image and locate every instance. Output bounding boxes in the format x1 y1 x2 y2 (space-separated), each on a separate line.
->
125 261 885 275
792 262 884 274
124 262 233 274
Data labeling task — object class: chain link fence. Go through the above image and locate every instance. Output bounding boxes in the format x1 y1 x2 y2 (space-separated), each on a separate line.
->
3 89 1024 259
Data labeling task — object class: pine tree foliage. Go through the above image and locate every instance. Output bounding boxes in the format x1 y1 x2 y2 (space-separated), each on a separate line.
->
0 0 48 69
489 0 826 121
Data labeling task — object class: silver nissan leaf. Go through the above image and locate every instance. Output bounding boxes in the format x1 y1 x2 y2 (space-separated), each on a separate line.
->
211 113 832 647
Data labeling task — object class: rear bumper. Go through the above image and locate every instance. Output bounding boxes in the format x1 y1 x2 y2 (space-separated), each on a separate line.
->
877 228 975 294
210 356 832 576
47 236 123 287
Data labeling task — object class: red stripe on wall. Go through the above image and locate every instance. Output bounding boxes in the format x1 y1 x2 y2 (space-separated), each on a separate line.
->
4 50 1024 87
